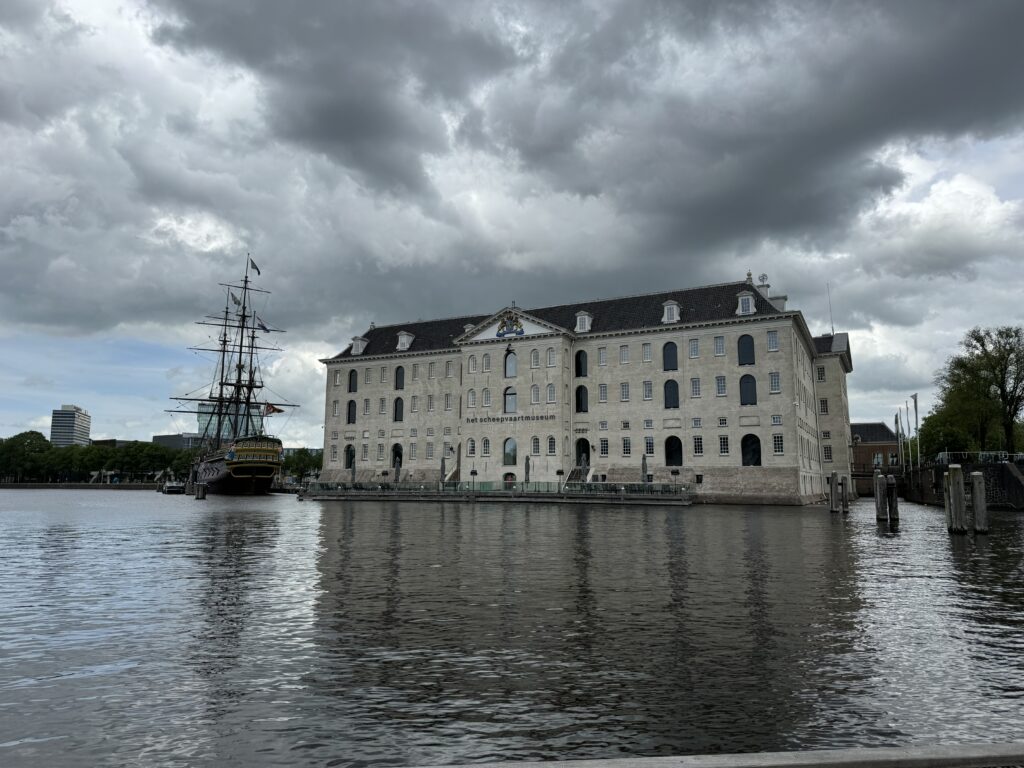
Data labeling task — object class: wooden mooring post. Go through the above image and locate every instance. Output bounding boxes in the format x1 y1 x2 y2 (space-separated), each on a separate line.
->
194 483 207 500
840 477 850 514
971 471 989 534
829 471 839 513
947 464 968 534
885 475 899 524
874 471 887 521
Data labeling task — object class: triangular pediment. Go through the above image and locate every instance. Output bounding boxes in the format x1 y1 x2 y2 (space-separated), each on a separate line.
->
457 308 567 343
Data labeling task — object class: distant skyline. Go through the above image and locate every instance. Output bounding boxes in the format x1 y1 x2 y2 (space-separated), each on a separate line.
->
2 1 1023 446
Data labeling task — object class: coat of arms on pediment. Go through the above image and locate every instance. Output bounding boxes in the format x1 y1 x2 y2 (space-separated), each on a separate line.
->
496 312 525 337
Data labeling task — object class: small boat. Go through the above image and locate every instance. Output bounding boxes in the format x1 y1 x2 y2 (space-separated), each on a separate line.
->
168 257 296 495
161 481 186 495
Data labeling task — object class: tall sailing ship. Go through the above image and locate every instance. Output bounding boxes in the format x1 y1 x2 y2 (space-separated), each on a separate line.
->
169 258 295 495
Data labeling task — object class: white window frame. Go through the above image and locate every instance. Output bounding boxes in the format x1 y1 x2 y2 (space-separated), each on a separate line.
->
620 382 630 402
693 436 704 456
643 380 653 400
714 336 725 356
619 345 630 364
689 338 699 359
716 376 726 397
598 383 608 403
642 342 652 362
767 330 779 352
690 378 701 398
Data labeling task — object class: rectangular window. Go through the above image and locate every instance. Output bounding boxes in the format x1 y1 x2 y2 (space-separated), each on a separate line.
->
642 343 652 362
332 400 339 417
767 330 779 352
600 438 609 457
773 434 784 454
718 417 728 427
446 361 454 378
380 366 387 383
412 364 419 380
719 435 730 455
444 393 452 411
330 445 338 462
692 417 702 428
643 418 654 429
428 362 436 379
621 420 630 430
823 445 833 462
331 430 339 440
411 395 419 412
364 368 372 384
819 398 829 415
428 394 435 412
716 376 726 396
410 428 418 437
410 443 418 460
378 398 386 415
426 442 434 460
690 378 701 397
426 427 435 436
643 381 653 400
714 335 725 356
689 338 699 358
599 383 608 403
771 414 782 426
334 371 341 386
377 443 385 461
599 420 608 430
645 436 654 456
443 427 451 436
817 365 826 382
444 442 452 458
361 444 368 461
482 440 491 457
620 382 630 402
598 347 607 366
531 386 540 404
769 372 781 393
693 436 704 456
363 398 370 415
619 345 630 364
821 430 831 440
622 437 631 456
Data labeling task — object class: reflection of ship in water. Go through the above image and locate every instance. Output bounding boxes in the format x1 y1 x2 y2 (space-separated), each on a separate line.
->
168 258 295 495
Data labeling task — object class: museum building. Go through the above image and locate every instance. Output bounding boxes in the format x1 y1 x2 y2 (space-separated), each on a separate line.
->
319 273 853 504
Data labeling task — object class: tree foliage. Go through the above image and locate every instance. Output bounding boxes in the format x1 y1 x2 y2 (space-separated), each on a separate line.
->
283 448 322 483
929 325 1024 456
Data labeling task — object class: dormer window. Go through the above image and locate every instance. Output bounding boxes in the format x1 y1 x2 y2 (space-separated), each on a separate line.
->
350 336 368 355
396 331 414 351
736 292 755 316
662 300 680 324
575 311 592 333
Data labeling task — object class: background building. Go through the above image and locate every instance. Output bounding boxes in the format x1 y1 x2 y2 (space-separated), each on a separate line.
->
50 404 91 447
152 433 205 451
851 422 900 495
320 274 853 505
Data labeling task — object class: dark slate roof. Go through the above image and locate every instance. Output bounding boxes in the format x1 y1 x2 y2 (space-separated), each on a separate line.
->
851 422 898 444
813 332 849 354
327 280 781 360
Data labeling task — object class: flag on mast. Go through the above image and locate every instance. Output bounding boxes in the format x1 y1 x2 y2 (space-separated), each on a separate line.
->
263 403 284 416
230 291 241 307
255 316 270 333
249 257 261 276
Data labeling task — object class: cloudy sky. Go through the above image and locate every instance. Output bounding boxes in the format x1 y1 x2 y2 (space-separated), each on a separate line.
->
2 0 1023 447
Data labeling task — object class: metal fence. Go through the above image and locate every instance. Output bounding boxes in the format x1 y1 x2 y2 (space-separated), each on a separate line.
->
305 479 690 499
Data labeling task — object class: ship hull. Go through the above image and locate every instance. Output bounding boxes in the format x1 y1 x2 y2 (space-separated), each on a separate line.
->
193 437 283 496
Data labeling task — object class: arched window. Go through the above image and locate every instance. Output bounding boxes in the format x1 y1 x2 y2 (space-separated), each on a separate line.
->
575 385 589 413
548 436 557 455
547 383 556 403
482 438 491 457
575 350 588 377
468 389 477 408
504 350 517 377
504 387 517 413
740 374 757 405
393 397 404 422
482 353 491 372
531 384 540 404
546 348 556 367
468 355 477 373
394 365 404 390
532 436 540 454
348 369 358 393
663 342 678 371
346 400 357 424
742 434 762 466
467 438 476 457
738 334 755 366
503 438 517 466
664 380 679 409
665 436 683 467
531 349 540 368
482 388 491 407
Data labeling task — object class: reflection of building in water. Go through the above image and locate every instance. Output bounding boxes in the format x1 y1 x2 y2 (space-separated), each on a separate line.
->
198 402 264 441
320 273 853 504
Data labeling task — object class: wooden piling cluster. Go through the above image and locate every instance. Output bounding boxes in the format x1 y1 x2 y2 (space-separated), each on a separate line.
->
194 483 207 500
874 471 887 521
871 471 899 527
943 464 988 534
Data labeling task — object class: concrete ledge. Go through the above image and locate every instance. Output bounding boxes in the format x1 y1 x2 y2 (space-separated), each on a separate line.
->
410 743 1024 768
305 492 691 506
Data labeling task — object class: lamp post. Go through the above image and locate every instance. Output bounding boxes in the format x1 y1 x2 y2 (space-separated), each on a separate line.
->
470 468 478 495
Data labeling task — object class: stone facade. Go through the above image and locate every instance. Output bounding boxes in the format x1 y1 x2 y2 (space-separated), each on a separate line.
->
320 276 853 505
813 334 855 498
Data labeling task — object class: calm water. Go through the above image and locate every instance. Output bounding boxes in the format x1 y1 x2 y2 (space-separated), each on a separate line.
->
1 491 1023 767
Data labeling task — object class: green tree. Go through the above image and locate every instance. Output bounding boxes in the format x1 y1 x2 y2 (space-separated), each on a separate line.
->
284 449 322 483
949 327 1024 454
0 431 52 481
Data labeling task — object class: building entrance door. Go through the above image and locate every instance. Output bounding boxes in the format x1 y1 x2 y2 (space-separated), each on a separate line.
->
575 438 590 468
503 472 516 489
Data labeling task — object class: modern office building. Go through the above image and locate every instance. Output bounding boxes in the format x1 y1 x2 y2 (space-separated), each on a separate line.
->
320 273 853 504
49 404 91 447
152 433 205 451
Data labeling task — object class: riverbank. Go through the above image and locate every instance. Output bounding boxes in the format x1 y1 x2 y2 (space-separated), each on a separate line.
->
0 482 159 490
